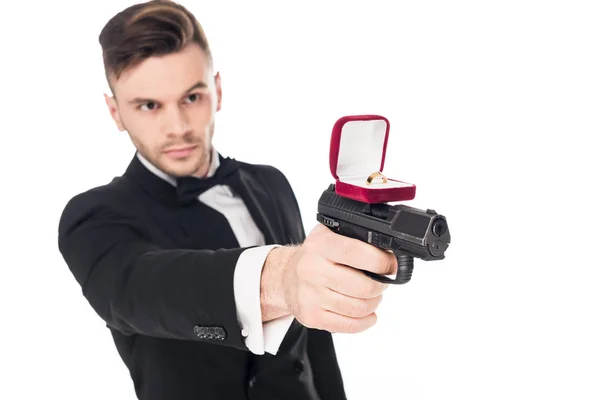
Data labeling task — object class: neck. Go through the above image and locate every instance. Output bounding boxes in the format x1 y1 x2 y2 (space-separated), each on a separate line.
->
194 150 213 178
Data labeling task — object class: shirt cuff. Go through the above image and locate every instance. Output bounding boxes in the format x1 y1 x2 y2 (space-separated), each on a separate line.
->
233 244 281 355
263 314 295 355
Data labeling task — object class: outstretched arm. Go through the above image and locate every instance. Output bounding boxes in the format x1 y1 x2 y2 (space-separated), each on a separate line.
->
57 191 291 352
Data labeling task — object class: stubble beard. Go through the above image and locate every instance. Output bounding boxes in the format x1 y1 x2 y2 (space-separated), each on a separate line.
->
139 122 214 179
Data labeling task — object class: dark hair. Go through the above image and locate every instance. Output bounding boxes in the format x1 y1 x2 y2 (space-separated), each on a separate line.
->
99 0 213 91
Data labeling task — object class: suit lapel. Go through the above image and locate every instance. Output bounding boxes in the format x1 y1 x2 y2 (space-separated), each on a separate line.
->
236 170 285 245
124 152 287 246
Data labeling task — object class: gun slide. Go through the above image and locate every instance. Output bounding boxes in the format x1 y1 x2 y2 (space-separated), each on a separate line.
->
316 184 451 285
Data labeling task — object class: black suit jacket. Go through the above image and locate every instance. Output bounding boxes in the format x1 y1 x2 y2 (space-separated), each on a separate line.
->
57 153 347 400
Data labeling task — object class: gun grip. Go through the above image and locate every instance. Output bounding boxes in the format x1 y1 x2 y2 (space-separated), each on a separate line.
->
363 252 414 285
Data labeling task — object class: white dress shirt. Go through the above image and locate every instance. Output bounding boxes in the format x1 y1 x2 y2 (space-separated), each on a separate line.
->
136 147 295 355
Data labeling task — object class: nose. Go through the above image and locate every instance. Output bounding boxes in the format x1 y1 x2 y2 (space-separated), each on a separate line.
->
164 105 191 137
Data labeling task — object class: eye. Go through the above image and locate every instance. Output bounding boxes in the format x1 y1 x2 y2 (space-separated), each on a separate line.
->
185 93 204 103
139 102 158 112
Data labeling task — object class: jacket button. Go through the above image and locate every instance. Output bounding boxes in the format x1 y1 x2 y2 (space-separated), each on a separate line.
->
194 326 227 340
193 326 205 338
248 376 256 388
215 327 226 339
294 360 304 373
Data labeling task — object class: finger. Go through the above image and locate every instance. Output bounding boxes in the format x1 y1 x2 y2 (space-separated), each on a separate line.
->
322 288 383 318
321 261 390 299
325 233 398 276
320 309 377 334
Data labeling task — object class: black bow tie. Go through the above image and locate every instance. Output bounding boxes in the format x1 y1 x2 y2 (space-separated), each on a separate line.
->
175 156 241 205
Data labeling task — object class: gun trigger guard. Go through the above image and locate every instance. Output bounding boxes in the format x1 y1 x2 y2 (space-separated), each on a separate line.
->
362 270 400 284
362 252 415 285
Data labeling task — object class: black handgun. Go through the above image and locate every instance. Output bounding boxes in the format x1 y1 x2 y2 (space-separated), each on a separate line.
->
316 184 451 285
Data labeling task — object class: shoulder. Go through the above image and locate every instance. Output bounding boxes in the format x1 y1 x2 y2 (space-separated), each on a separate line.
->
236 161 304 218
62 175 132 210
235 159 306 240
237 160 292 187
58 176 135 235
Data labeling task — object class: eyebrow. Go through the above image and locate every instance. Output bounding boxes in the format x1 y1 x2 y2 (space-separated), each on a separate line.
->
127 81 208 104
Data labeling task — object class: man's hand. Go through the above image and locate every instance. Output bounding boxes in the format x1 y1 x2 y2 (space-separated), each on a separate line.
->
260 224 397 333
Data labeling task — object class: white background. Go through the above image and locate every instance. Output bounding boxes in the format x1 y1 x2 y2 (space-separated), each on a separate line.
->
1 0 599 399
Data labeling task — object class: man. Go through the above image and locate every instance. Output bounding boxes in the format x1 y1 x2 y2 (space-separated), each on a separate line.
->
57 1 398 399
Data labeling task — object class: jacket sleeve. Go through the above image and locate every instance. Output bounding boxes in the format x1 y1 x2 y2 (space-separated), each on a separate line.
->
307 329 348 399
57 190 255 352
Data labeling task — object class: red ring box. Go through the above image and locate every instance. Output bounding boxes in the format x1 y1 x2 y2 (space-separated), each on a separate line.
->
329 114 417 204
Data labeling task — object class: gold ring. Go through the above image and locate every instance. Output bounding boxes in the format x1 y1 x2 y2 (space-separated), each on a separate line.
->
366 171 388 185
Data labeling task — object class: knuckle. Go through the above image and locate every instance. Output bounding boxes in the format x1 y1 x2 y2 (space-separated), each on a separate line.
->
333 295 370 318
358 279 379 298
316 223 330 234
355 281 370 298
369 297 382 315
374 280 385 295
370 312 378 327
344 318 359 333
365 297 378 313
354 300 370 317
331 294 344 314
302 238 317 253
370 279 385 296
315 224 333 241
309 223 326 237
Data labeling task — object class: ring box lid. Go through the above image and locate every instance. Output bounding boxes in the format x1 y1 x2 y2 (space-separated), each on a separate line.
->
329 114 416 203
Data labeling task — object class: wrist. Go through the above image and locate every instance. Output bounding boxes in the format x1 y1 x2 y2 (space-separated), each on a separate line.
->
260 245 296 322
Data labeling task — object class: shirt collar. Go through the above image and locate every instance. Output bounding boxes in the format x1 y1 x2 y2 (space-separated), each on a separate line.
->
136 145 220 187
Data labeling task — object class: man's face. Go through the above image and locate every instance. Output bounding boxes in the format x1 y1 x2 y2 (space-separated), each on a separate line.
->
104 43 221 178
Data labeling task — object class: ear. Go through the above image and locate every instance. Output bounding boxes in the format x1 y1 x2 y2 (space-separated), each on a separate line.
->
104 93 125 131
214 72 222 112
